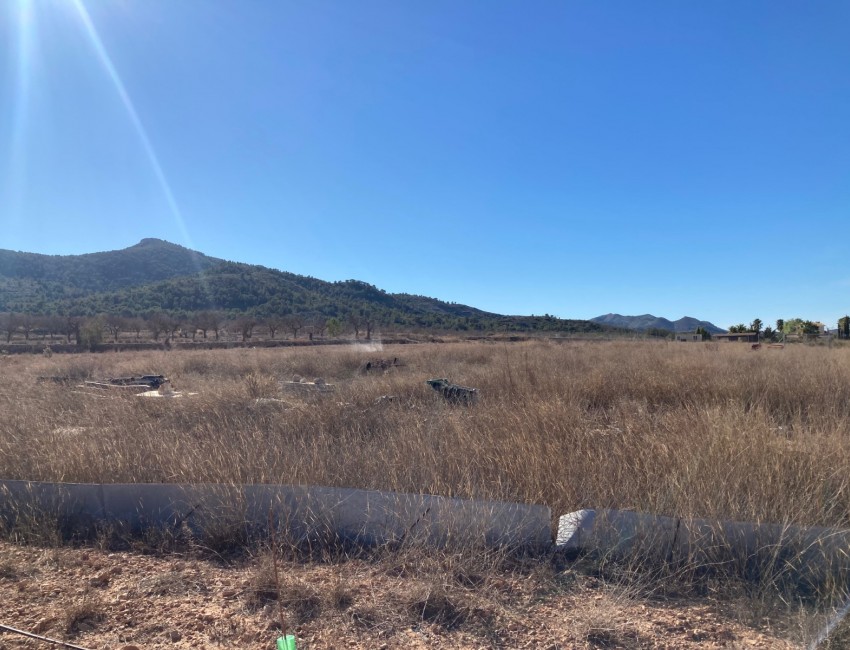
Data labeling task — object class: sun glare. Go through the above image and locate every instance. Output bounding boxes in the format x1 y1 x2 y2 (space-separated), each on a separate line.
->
67 0 196 251
5 0 35 228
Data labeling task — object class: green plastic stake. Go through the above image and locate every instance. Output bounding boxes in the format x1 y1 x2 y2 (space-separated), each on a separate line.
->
276 635 296 650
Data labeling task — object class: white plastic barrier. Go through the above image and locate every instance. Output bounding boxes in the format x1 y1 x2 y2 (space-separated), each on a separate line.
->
557 509 680 559
557 509 850 591
0 480 552 550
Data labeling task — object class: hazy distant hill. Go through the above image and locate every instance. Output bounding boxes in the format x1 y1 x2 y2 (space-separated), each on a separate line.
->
0 238 614 335
591 313 726 334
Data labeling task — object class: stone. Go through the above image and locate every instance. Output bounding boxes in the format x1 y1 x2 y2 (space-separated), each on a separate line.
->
33 617 57 633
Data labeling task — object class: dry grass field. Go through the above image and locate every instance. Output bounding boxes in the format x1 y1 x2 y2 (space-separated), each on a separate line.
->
2 339 850 648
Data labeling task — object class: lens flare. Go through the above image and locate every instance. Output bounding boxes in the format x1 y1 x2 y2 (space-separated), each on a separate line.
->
5 0 35 227
68 0 194 249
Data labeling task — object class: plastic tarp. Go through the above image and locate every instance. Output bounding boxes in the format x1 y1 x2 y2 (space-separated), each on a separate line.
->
0 480 552 550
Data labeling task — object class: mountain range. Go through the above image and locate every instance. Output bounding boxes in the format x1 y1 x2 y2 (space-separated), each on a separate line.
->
590 313 726 334
0 239 611 335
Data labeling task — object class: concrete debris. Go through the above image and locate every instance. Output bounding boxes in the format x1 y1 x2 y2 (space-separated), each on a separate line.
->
83 375 170 391
137 387 196 398
426 378 478 404
103 375 169 389
281 378 335 392
361 357 403 374
85 381 158 392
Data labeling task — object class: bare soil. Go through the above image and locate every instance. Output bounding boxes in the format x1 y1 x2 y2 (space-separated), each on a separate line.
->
0 541 800 649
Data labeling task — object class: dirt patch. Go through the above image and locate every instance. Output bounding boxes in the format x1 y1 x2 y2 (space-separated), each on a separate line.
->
0 541 803 649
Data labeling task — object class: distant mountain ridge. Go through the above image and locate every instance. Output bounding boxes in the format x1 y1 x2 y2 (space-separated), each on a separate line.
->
0 238 223 298
0 238 615 335
591 313 726 334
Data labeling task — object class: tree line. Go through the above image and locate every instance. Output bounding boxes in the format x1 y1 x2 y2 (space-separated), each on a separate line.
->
0 310 389 347
724 317 850 340
0 309 608 349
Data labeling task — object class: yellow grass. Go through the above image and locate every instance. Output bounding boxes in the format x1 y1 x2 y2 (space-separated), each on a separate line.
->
1 339 849 529
4 340 850 646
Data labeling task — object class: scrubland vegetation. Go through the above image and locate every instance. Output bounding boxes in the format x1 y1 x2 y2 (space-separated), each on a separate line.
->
2 340 850 647
2 340 850 527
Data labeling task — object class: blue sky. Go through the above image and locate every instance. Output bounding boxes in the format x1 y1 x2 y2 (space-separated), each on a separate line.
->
1 1 848 330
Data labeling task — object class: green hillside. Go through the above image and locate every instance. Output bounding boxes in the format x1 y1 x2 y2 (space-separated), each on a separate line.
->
0 238 222 311
0 239 613 335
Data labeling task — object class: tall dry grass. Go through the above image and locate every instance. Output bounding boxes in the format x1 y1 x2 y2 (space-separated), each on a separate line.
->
1 340 849 530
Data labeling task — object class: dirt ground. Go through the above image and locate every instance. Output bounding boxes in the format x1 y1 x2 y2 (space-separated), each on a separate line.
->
0 541 804 650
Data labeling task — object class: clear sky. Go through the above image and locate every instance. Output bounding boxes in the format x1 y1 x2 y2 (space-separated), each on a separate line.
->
1 1 848 330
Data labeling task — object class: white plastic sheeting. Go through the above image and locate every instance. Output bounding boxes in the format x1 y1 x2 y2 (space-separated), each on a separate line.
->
557 509 850 592
0 480 552 550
